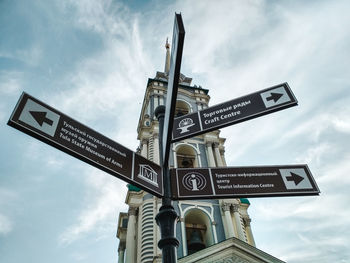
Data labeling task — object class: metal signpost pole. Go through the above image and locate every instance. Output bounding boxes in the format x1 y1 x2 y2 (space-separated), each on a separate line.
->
155 13 185 263
155 105 179 263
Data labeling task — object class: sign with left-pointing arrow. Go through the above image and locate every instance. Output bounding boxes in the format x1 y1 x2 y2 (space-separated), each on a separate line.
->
16 97 61 137
8 92 163 197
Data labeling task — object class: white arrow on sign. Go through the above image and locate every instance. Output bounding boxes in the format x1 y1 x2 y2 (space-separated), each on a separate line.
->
280 168 313 190
260 86 291 108
18 98 60 137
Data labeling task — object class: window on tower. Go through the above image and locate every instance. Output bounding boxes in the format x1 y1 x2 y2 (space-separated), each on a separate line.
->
184 208 214 255
175 100 191 117
176 145 198 168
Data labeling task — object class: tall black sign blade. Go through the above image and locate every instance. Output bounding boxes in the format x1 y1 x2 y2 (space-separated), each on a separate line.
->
162 13 185 166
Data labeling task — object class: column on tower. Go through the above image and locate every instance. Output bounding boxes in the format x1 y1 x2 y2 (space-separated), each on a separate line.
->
243 216 256 247
125 207 138 262
118 243 125 263
232 204 246 242
141 139 148 158
220 148 227 166
153 133 160 165
172 147 178 168
139 201 156 263
213 142 224 167
206 142 216 167
221 202 235 238
153 95 159 115
148 136 154 162
195 145 202 167
159 95 164 106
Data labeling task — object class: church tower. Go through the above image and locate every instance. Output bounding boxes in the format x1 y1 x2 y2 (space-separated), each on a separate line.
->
116 41 284 263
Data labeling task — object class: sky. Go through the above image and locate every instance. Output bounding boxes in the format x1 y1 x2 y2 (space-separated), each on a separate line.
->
1 0 350 262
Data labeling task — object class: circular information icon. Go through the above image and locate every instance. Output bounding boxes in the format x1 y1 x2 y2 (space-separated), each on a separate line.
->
182 172 207 191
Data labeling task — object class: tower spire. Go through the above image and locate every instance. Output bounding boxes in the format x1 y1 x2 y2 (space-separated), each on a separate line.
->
164 38 170 74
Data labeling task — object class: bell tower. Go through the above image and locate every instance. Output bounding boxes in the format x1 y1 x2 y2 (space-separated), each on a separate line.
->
116 41 283 263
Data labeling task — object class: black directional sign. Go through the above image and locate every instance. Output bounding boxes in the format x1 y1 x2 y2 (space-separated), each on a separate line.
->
171 165 319 200
8 92 163 197
162 13 185 166
172 82 298 142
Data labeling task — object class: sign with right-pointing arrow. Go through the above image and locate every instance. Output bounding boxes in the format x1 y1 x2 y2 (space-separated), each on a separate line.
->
171 164 320 200
172 82 298 142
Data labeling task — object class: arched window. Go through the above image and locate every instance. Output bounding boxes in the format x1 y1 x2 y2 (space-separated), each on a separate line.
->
176 144 198 168
184 208 214 255
175 100 191 117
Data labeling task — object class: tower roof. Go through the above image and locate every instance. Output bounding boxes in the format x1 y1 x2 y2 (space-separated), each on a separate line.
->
127 184 142 192
240 198 250 205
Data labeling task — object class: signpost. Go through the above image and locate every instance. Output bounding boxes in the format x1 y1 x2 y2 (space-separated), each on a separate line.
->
172 82 297 142
8 92 163 197
171 165 319 200
7 13 320 263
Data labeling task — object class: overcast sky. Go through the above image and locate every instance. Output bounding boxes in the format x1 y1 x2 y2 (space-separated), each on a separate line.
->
1 0 350 262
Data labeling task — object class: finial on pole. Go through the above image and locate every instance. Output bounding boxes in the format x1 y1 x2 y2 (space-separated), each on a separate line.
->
164 38 171 73
165 37 170 49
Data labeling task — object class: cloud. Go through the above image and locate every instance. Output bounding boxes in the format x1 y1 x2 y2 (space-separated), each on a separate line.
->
0 214 13 235
0 70 23 121
43 0 157 152
252 151 350 262
58 168 128 245
208 2 350 261
0 71 22 95
170 0 350 109
253 193 350 262
317 153 350 190
0 188 17 235
15 45 43 67
70 252 88 261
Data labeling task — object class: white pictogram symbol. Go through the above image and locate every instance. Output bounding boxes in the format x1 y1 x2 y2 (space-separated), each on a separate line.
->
280 169 312 190
177 117 195 134
260 86 290 108
138 164 159 187
19 98 60 137
182 172 207 191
